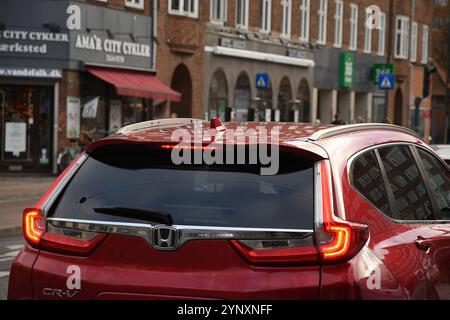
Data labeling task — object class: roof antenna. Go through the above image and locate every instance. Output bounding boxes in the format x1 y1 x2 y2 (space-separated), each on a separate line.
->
210 117 226 132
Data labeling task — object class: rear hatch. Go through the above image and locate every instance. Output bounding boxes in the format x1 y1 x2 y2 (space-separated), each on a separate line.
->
31 143 322 300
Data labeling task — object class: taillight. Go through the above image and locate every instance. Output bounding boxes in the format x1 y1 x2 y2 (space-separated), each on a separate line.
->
315 161 369 263
22 154 105 256
23 208 105 256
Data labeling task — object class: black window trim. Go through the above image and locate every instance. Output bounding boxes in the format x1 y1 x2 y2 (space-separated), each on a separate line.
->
347 142 450 225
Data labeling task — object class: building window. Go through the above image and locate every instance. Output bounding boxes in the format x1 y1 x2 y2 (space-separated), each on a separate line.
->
125 0 144 10
300 0 310 42
349 4 358 51
395 15 410 59
169 0 198 18
281 0 292 38
410 21 418 62
317 0 328 45
421 25 429 64
236 0 249 29
378 12 386 56
261 0 272 33
364 7 372 53
334 0 343 48
211 0 227 24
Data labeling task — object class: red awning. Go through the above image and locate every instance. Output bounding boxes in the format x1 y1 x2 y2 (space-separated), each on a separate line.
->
86 66 181 102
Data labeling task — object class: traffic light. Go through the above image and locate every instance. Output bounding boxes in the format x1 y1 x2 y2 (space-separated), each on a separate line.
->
423 67 431 99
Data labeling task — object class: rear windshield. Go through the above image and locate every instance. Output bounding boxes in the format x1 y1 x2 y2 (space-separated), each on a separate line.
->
50 145 315 230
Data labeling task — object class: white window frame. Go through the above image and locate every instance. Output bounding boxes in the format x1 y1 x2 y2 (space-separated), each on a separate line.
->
281 0 292 38
349 4 358 51
299 0 311 42
377 12 386 56
125 0 144 10
364 7 372 53
211 0 228 24
410 21 418 62
261 0 272 33
421 25 429 64
395 15 410 59
333 0 343 48
169 0 199 18
317 0 328 45
236 0 249 30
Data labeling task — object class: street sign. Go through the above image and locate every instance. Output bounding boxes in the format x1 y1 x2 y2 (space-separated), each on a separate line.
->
378 73 395 90
256 73 270 89
372 63 395 85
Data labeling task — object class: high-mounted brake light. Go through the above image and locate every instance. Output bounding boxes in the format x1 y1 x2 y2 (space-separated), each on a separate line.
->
316 161 369 263
160 144 220 150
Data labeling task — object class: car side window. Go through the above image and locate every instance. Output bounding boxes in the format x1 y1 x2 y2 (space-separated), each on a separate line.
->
378 146 435 221
351 150 392 216
416 148 450 220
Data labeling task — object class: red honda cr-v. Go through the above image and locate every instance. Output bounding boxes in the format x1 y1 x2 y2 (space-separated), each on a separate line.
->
8 119 450 300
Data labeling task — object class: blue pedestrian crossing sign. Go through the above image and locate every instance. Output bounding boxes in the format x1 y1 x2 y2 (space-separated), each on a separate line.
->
378 73 395 90
256 73 270 89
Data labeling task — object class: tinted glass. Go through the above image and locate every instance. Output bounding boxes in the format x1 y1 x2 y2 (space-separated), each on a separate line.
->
50 146 315 230
379 146 434 221
352 150 391 216
417 149 450 220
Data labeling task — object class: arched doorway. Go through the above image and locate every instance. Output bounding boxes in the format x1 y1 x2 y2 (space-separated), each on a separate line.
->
394 88 403 125
278 77 292 122
234 72 251 122
296 79 311 122
170 64 192 118
209 69 228 120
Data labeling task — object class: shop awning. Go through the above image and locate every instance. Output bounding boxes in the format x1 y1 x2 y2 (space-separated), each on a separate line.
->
86 66 181 102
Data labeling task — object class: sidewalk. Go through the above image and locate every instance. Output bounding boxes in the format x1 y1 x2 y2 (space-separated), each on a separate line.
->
0 176 56 234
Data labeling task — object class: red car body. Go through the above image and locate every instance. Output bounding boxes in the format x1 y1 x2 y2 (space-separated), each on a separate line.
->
7 120 450 300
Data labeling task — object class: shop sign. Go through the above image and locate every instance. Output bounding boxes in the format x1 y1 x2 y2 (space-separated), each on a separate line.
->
82 97 99 118
5 122 27 157
339 52 355 89
0 29 69 55
287 49 309 60
218 37 246 50
66 97 81 139
372 63 395 85
0 67 62 78
74 34 151 58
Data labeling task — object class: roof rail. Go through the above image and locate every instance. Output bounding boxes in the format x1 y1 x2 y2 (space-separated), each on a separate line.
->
117 118 204 135
308 123 420 142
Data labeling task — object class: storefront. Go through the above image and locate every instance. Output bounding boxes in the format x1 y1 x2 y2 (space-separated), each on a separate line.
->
313 48 386 125
203 29 315 123
0 0 179 173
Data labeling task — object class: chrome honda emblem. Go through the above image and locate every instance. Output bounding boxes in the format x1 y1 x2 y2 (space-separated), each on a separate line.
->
152 226 178 251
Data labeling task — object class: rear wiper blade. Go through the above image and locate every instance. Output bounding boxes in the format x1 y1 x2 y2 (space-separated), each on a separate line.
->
93 207 173 225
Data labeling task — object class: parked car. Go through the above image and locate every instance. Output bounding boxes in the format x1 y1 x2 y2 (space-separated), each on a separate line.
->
8 119 450 300
431 145 450 165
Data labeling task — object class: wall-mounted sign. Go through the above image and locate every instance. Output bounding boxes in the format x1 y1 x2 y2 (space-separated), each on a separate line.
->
339 52 355 88
256 73 270 89
0 67 62 78
218 37 246 50
378 74 395 90
5 122 27 157
66 97 81 139
372 63 395 85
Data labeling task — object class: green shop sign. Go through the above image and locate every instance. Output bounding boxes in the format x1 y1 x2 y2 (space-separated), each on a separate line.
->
339 52 355 88
371 63 395 85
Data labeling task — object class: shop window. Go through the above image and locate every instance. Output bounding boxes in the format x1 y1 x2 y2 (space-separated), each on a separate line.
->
125 0 144 10
234 72 251 122
169 0 198 18
278 77 292 122
209 70 228 121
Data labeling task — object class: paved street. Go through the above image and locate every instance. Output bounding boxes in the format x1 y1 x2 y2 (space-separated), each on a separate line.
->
0 233 24 300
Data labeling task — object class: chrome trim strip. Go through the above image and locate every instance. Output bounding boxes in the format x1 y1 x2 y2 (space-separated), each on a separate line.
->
308 124 420 142
47 218 314 250
41 154 88 216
